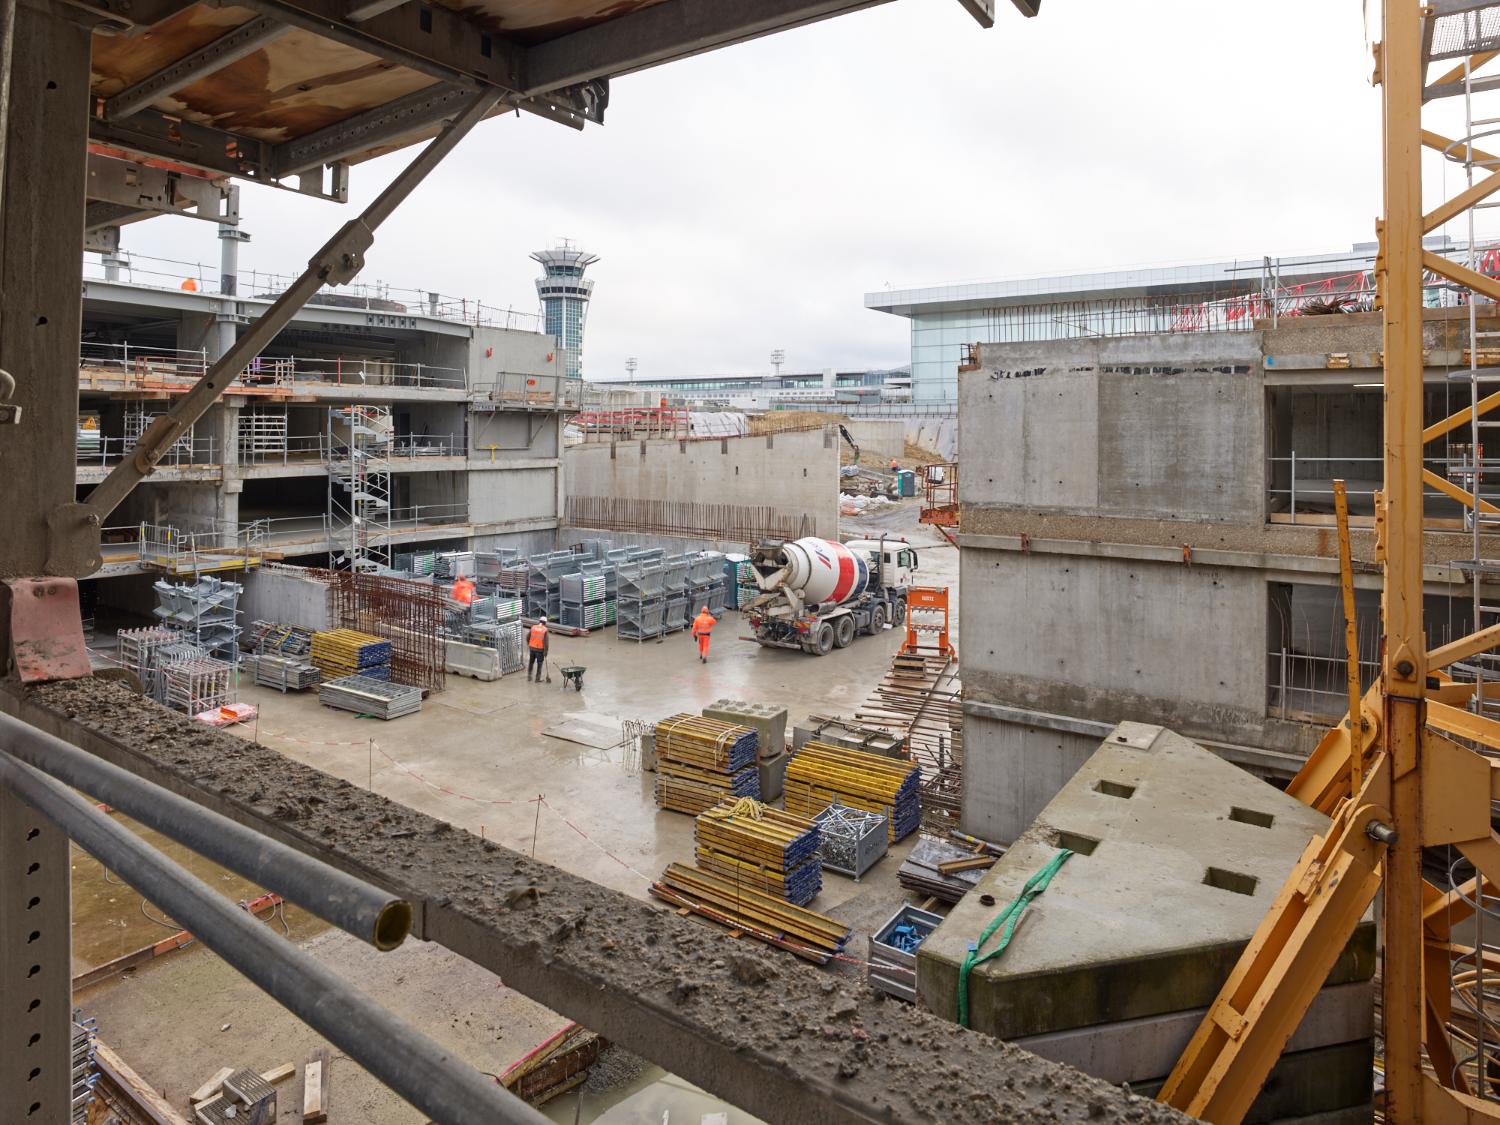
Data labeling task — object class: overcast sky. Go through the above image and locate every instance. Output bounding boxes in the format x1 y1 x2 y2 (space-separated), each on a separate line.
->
112 1 1381 381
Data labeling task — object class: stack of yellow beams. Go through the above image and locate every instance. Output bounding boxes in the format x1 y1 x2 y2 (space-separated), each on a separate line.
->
308 628 389 680
694 800 821 905
649 862 850 964
654 714 759 814
784 741 922 842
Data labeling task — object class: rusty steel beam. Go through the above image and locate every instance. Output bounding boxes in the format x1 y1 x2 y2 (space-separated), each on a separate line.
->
3 678 1188 1125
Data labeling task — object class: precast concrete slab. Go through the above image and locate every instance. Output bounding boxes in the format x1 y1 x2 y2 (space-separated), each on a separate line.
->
918 722 1375 1122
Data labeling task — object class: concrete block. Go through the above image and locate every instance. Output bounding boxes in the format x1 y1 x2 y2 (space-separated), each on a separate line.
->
757 750 788 802
918 722 1374 1040
444 640 501 681
703 699 786 760
792 717 904 758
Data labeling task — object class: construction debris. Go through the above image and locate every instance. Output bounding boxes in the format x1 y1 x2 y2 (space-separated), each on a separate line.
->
694 798 822 906
499 1022 604 1106
896 835 991 903
655 714 761 814
785 742 921 842
319 674 422 719
303 1049 330 1124
649 862 850 964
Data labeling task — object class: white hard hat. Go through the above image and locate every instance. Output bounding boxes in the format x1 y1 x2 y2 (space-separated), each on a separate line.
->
539 615 548 622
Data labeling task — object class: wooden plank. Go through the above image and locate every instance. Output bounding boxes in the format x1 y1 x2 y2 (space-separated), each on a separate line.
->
304 1048 330 1123
189 1065 234 1104
260 1062 296 1085
938 855 996 874
94 1038 192 1125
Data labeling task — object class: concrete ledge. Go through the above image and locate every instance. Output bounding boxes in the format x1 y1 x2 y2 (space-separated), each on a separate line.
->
4 679 1192 1125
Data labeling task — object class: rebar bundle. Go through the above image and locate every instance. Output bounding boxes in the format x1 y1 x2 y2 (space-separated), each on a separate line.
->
785 742 922 842
649 863 849 964
694 799 822 905
323 570 446 692
310 628 391 680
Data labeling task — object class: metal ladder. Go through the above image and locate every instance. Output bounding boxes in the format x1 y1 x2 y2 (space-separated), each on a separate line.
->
326 405 393 572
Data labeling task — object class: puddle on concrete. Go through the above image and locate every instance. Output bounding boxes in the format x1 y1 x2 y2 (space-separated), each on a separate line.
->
542 1065 767 1125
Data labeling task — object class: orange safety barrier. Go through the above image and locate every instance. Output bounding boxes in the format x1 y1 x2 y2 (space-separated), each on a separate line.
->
901 585 955 660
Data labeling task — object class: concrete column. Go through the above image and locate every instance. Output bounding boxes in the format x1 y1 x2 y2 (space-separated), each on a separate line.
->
0 2 92 575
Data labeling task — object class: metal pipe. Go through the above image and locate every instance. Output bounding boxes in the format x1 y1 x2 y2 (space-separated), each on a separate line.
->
0 749 547 1125
0 709 411 950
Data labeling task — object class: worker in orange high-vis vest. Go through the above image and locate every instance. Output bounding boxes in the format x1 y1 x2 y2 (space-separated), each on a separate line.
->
691 606 716 664
451 576 475 606
527 615 549 682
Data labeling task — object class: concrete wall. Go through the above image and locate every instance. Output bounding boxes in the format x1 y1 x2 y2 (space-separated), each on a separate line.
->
240 566 334 631
960 332 1264 522
903 415 957 460
962 715 1098 843
469 465 556 526
564 428 839 540
468 324 561 386
843 419 904 464
471 412 559 458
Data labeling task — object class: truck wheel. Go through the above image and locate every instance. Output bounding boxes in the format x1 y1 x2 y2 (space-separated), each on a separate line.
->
812 622 835 655
868 603 887 636
834 614 856 649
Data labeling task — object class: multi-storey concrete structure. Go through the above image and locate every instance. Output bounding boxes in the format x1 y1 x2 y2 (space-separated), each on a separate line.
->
77 253 576 595
532 242 598 380
864 242 1470 403
957 306 1498 842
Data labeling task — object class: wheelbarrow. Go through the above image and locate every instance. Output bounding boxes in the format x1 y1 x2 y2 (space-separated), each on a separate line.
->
559 665 586 692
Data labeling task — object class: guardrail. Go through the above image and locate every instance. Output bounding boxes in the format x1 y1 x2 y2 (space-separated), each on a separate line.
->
77 434 218 468
471 371 581 412
80 342 465 392
1267 453 1487 522
83 250 544 333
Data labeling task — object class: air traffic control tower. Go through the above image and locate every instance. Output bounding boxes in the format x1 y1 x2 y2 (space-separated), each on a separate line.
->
532 242 599 380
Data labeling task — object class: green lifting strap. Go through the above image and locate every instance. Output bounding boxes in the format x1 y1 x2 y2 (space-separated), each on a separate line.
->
956 848 1074 1029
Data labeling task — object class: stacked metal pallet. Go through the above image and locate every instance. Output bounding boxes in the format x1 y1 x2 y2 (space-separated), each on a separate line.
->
435 551 475 580
116 625 178 693
309 628 391 681
662 554 691 633
655 714 760 814
560 571 608 630
688 550 726 616
785 742 922 842
162 658 232 714
153 575 242 658
251 652 321 692
694 799 822 905
319 674 422 719
71 1014 98 1123
649 863 850 964
616 559 667 641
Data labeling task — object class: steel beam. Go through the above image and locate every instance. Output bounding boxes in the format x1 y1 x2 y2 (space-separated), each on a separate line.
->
102 15 289 121
271 81 472 175
0 783 69 1122
0 2 91 578
231 0 525 91
5 679 1191 1125
85 152 233 225
524 0 892 93
88 108 274 183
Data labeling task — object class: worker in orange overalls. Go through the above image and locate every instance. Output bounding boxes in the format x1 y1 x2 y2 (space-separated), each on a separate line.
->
451 575 476 606
691 606 716 664
527 615 549 682
888 457 900 472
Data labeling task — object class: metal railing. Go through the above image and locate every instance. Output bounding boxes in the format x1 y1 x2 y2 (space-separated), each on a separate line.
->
239 503 472 548
76 434 218 468
470 371 581 412
82 249 544 333
1267 453 1481 521
1267 649 1383 720
80 342 465 391
137 520 266 572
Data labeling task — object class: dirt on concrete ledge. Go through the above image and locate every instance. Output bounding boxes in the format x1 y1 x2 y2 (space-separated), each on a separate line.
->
20 677 1190 1125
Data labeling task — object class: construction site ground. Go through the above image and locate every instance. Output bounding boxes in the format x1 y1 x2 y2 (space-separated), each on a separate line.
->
71 503 968 1123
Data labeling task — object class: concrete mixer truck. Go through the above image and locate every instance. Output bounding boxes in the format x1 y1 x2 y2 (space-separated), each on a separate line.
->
743 536 917 655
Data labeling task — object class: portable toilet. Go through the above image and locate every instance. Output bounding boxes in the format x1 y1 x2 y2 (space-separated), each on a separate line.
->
896 470 917 498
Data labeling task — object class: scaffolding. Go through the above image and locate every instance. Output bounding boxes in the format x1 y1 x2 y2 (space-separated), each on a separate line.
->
326 405 393 573
238 405 290 461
